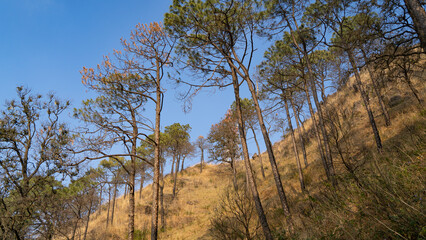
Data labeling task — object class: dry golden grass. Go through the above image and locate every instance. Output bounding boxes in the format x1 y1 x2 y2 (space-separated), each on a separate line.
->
83 163 236 240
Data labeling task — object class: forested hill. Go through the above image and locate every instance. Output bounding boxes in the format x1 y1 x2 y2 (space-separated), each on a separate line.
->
81 57 425 239
1 0 425 240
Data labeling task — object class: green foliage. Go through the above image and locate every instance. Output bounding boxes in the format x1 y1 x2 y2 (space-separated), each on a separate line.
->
230 98 258 131
134 229 149 240
164 123 191 148
330 12 382 49
164 0 265 93
259 31 305 97
163 123 193 159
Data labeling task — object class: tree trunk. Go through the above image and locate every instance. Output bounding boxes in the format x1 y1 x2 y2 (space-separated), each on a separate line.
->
283 96 306 192
284 97 306 192
176 155 181 173
160 185 165 230
250 127 266 179
160 160 165 231
200 149 204 173
139 173 144 199
83 193 93 240
231 67 273 240
304 50 336 186
299 116 309 149
127 168 135 240
361 47 391 126
404 0 426 52
98 185 103 216
244 75 292 220
347 49 383 152
173 155 180 198
71 218 79 240
303 82 331 180
320 76 327 104
287 29 334 184
170 156 175 178
106 185 111 227
111 182 117 225
229 48 291 228
180 156 185 173
124 184 127 200
151 59 162 240
290 98 309 168
402 67 424 106
231 157 238 191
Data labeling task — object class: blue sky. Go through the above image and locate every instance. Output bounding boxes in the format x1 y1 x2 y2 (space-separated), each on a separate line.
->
0 0 279 170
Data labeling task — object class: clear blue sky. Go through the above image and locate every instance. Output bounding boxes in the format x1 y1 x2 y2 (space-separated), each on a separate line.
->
0 0 279 170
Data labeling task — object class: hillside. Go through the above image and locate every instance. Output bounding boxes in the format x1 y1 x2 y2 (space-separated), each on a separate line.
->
80 61 425 239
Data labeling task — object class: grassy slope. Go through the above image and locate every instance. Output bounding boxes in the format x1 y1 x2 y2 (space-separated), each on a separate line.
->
83 60 425 239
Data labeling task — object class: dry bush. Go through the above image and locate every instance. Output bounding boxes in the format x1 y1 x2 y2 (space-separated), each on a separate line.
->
208 184 261 240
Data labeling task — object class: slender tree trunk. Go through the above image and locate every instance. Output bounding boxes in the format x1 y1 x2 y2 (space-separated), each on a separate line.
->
176 155 181 173
83 194 93 240
139 173 144 200
304 50 336 186
124 184 127 200
299 116 309 152
98 185 103 216
173 155 180 198
287 28 334 184
245 166 251 195
231 67 273 240
404 0 426 52
290 98 309 168
361 47 391 126
250 127 266 179
284 97 306 192
180 156 185 173
230 48 291 222
160 159 165 231
320 77 327 104
347 49 383 152
71 218 79 240
111 182 117 225
244 75 292 220
303 82 330 180
13 229 21 240
231 157 238 191
170 156 175 178
106 185 111 227
127 163 136 240
151 59 162 240
402 67 424 106
200 149 204 173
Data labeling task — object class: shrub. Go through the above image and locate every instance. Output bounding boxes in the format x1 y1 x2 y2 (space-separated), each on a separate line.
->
134 229 149 240
208 184 261 240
